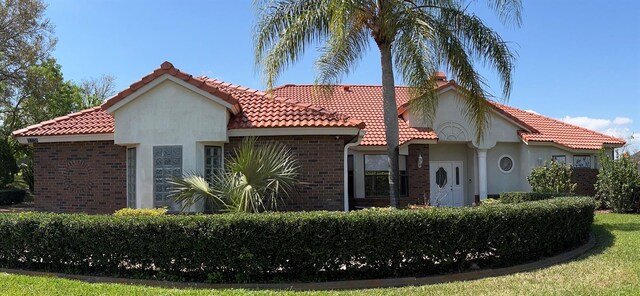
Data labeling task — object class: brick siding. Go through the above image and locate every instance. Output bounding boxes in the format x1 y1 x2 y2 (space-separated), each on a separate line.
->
405 144 430 206
572 168 598 196
33 141 126 214
225 136 345 211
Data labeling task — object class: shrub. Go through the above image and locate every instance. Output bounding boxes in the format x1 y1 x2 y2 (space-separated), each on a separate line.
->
170 137 299 213
596 151 640 213
0 189 26 205
0 197 594 283
500 192 574 204
527 160 576 193
113 208 167 216
480 198 501 206
0 138 18 188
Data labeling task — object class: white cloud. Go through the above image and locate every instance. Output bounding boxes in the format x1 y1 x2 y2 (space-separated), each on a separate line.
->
561 116 612 131
524 109 540 115
613 117 633 125
560 115 639 154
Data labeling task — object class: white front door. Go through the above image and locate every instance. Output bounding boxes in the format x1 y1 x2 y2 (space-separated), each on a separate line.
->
429 161 464 207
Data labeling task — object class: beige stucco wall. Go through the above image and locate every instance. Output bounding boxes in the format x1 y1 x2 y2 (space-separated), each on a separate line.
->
486 142 522 194
113 79 229 209
408 90 521 148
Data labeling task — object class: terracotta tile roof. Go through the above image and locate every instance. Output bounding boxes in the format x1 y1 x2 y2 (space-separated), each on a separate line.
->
101 61 239 111
13 62 625 150
13 63 364 138
274 84 626 150
490 102 626 150
202 79 364 129
272 83 451 146
12 107 114 137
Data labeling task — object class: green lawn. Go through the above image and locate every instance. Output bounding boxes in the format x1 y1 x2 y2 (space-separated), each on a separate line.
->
0 213 638 295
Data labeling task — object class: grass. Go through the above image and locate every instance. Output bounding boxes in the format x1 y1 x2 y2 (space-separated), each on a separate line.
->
0 213 638 295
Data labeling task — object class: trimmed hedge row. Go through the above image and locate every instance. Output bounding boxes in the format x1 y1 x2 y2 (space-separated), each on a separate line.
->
0 197 595 283
500 192 574 204
0 189 26 206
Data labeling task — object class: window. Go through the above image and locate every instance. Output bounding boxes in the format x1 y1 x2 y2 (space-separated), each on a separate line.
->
552 155 566 164
347 155 354 199
573 155 591 168
126 148 136 208
204 146 222 181
498 155 514 173
364 155 408 197
435 167 448 188
153 146 182 210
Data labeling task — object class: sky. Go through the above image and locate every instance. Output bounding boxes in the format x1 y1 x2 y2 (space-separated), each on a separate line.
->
45 0 640 152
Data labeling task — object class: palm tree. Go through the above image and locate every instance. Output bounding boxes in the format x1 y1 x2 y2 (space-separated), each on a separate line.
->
169 137 299 213
254 0 520 207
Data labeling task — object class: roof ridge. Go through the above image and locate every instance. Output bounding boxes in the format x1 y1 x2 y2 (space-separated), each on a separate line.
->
101 61 239 111
494 101 625 143
12 106 103 136
275 83 414 88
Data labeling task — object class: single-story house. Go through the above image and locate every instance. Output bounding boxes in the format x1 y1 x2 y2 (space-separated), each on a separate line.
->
13 62 625 214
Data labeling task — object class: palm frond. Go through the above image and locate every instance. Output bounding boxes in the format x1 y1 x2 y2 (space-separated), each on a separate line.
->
486 0 522 27
437 6 516 99
168 172 225 212
253 0 333 89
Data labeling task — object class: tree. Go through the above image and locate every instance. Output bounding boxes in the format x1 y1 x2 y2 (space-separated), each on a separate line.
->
79 75 116 107
254 0 520 207
0 0 56 136
596 151 640 213
0 137 18 188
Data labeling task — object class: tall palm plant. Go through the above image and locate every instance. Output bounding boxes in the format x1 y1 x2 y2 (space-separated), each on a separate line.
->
169 137 299 213
254 0 521 207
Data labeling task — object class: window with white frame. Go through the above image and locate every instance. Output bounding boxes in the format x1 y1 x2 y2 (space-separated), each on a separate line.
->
364 155 408 197
126 148 136 208
573 155 591 168
153 146 182 210
498 155 514 173
204 146 223 181
552 155 566 164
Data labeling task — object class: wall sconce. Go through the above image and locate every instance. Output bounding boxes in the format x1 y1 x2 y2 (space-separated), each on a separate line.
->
418 154 423 168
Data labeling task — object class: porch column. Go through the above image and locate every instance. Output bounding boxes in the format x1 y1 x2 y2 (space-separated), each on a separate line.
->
477 148 488 201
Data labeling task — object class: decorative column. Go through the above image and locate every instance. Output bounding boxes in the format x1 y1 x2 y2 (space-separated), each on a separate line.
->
477 148 488 201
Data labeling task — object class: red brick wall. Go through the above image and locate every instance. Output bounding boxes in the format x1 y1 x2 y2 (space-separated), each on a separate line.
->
406 144 430 206
572 168 599 196
33 141 126 214
225 136 345 211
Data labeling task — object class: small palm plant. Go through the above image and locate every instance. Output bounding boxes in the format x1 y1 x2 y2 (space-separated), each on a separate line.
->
169 137 299 213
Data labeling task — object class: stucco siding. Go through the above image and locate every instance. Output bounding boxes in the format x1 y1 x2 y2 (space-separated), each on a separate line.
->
486 142 522 194
112 80 230 209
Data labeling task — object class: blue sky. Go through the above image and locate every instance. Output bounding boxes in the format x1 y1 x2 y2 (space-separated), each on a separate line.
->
45 0 640 152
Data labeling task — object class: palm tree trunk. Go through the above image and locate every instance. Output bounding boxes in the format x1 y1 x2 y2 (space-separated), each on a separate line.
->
378 43 400 208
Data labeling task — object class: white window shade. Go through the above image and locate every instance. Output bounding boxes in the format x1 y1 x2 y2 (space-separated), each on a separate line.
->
365 155 406 171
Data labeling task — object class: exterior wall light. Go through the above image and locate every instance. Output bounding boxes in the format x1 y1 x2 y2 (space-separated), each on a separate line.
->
418 154 423 168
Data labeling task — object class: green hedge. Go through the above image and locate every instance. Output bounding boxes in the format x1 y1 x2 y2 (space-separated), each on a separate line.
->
0 197 595 283
0 189 26 206
500 192 575 203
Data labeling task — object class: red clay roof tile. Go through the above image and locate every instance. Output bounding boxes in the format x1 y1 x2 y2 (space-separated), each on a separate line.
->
101 61 240 110
12 62 626 150
273 84 625 149
11 107 114 137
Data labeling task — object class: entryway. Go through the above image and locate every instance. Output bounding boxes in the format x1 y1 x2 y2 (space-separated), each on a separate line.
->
429 161 464 207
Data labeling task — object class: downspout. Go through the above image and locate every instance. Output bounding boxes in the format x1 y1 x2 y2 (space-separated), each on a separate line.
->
344 130 363 212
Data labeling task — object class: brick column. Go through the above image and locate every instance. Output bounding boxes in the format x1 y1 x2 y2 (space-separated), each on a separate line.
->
406 144 430 206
